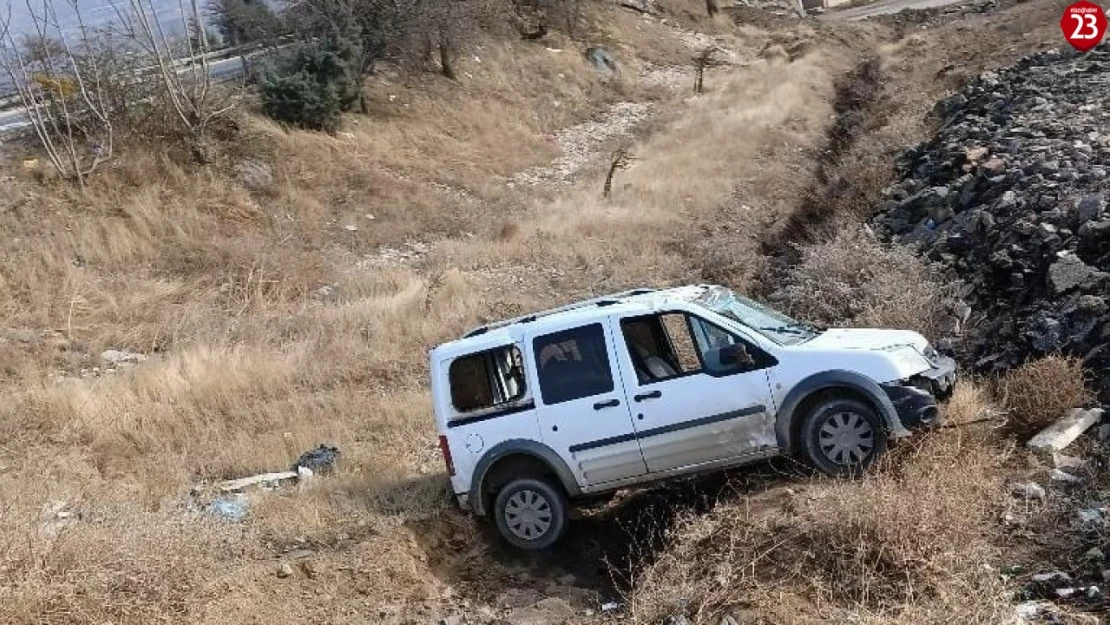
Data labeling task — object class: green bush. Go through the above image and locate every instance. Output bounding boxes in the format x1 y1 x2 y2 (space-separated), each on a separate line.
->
259 43 360 132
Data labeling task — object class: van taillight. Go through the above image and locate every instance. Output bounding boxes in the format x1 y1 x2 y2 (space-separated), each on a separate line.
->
438 435 455 476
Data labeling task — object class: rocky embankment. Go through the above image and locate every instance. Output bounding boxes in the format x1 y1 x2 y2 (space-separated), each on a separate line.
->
875 46 1110 402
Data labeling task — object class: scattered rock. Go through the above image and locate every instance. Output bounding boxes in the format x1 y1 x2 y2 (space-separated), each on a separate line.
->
277 562 294 578
1048 254 1108 295
1027 408 1104 454
237 159 274 191
532 598 574 618
503 606 561 625
1032 571 1071 583
1011 481 1046 500
1052 453 1088 470
1077 508 1105 524
496 589 546 609
873 48 1110 403
208 495 249 521
585 47 619 77
614 0 656 12
1076 193 1105 223
510 102 652 186
100 348 146 365
2 328 38 343
344 224 359 232
440 616 465 625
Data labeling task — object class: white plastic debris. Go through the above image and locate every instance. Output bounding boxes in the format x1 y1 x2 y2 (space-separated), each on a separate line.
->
1078 508 1106 524
1050 468 1083 483
1032 571 1071 583
217 471 298 493
1011 482 1046 500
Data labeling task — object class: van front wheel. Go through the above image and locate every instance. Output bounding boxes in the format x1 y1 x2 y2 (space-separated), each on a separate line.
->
801 397 887 477
493 477 568 550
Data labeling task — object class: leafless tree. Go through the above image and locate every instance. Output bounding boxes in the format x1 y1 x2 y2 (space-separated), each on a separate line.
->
107 0 240 162
603 147 634 199
0 0 114 187
693 46 725 94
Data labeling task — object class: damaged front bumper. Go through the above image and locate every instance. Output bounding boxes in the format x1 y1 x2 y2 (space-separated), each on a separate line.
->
883 355 957 430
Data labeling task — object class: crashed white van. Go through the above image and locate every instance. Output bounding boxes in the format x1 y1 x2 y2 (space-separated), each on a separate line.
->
429 285 956 549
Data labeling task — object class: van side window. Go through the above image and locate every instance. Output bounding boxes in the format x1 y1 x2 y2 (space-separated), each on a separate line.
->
621 314 702 384
533 323 614 405
449 345 526 413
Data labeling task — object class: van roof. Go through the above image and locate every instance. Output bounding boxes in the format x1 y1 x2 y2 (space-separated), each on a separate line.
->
430 284 715 360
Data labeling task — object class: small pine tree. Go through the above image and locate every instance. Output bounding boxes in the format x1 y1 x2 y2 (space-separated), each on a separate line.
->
259 42 359 132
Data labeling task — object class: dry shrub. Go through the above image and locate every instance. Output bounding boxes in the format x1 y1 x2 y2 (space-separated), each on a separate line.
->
631 409 1010 625
771 226 953 337
998 355 1092 430
941 377 994 426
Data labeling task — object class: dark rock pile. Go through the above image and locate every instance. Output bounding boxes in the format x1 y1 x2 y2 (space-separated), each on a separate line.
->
874 46 1110 402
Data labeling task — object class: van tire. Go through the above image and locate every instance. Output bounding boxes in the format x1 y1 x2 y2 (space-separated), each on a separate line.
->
493 477 568 550
801 397 887 477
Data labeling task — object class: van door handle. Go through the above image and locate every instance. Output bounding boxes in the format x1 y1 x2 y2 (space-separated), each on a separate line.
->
634 390 662 402
593 399 621 410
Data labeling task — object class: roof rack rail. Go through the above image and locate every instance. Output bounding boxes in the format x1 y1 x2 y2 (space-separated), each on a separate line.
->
462 288 656 338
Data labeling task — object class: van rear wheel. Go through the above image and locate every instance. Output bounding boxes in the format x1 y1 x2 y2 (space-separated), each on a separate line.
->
493 477 568 550
801 397 887 477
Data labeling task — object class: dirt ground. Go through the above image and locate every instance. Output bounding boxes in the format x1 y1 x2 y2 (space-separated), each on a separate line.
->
0 0 1101 623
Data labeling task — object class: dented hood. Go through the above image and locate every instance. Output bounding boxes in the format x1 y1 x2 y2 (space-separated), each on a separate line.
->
802 328 930 353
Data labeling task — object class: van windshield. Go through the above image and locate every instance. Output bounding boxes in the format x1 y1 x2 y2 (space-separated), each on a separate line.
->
694 286 821 346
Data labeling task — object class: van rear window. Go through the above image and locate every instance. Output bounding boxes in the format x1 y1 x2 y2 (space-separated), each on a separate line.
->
448 345 526 413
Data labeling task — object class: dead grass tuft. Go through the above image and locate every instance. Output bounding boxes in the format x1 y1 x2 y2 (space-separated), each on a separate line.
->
771 226 952 337
630 397 1011 624
998 355 1093 431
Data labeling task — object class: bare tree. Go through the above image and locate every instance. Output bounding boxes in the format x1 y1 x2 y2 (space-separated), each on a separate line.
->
0 0 114 187
108 0 240 162
603 147 634 199
693 46 725 94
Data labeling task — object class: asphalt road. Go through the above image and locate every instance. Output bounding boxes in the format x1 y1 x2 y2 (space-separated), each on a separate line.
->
0 54 246 137
821 0 968 20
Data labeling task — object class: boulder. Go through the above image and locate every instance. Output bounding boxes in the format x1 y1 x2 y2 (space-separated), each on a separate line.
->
1048 254 1109 294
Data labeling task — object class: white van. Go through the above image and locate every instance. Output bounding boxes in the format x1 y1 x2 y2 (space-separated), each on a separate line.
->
429 285 956 549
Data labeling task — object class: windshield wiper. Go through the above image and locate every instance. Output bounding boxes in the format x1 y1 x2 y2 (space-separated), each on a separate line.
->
787 321 825 333
759 326 807 336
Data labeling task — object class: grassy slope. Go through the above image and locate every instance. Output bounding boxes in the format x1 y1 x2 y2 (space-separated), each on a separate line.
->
0 0 1084 623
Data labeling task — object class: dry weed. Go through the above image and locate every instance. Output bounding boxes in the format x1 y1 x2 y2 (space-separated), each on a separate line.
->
771 226 953 337
998 355 1093 431
631 404 1011 625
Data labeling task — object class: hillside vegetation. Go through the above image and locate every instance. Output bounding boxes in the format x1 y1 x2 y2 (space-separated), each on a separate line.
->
0 0 1101 623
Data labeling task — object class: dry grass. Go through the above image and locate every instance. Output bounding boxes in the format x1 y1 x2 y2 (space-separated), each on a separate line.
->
0 0 1074 621
0 4 875 622
629 383 1011 625
771 226 953 337
998 355 1093 431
